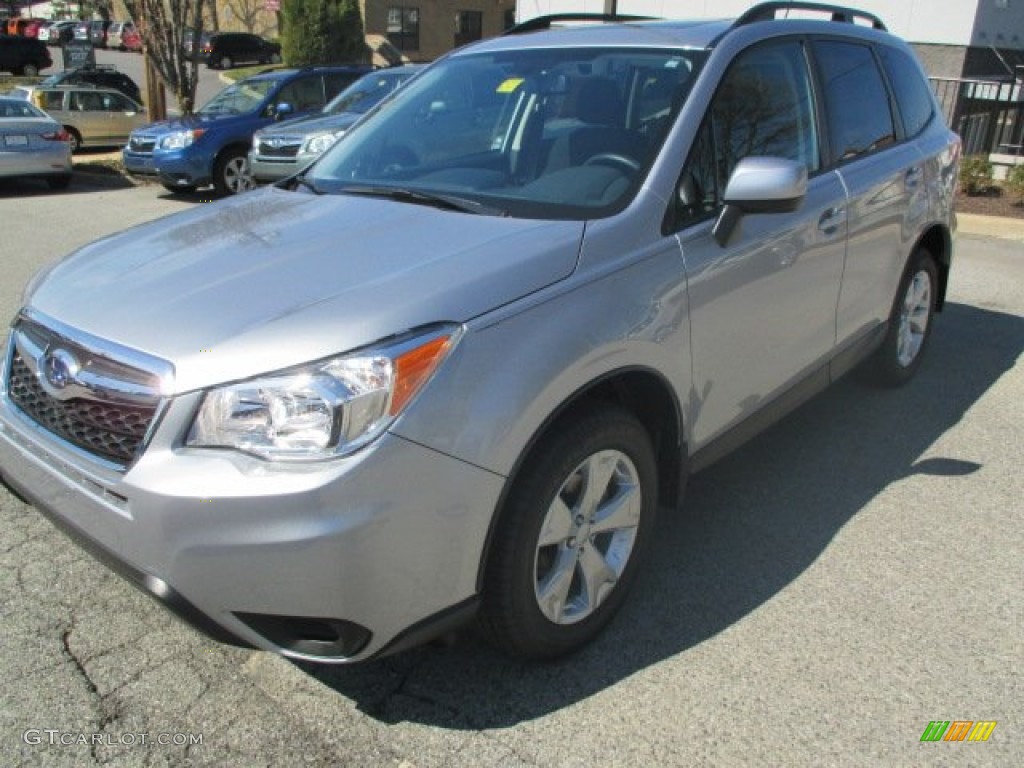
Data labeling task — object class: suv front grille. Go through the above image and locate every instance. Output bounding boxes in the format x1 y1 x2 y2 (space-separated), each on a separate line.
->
129 136 156 153
257 138 301 159
8 354 155 464
5 317 167 467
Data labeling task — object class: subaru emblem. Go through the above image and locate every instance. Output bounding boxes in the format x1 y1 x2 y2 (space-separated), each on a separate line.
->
41 347 79 393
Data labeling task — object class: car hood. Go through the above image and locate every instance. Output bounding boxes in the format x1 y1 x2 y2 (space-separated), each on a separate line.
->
134 112 251 135
28 188 584 393
258 111 360 138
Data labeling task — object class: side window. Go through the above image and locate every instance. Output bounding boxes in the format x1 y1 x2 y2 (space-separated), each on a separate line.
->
814 41 895 162
324 72 361 101
675 40 818 225
878 46 935 138
277 77 325 112
40 90 65 110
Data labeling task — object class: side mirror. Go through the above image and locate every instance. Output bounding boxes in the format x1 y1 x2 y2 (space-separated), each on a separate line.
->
274 102 294 121
712 157 808 247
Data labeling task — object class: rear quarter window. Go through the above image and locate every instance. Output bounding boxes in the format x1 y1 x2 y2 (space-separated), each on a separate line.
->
879 46 935 138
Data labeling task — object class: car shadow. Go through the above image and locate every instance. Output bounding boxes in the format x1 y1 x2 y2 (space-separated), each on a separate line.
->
289 301 1021 727
0 170 136 196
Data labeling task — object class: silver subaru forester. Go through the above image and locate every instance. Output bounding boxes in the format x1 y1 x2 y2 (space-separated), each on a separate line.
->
0 3 959 663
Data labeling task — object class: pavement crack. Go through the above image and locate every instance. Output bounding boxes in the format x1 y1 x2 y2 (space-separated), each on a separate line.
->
61 618 121 762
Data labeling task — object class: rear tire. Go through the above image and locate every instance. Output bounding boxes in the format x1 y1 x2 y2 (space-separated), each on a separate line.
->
865 249 938 387
478 404 658 660
65 127 82 154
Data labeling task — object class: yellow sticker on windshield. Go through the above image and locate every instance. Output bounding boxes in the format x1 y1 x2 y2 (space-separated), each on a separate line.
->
496 78 525 93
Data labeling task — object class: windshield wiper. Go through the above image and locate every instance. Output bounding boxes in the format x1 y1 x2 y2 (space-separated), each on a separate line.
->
289 174 323 195
339 185 507 216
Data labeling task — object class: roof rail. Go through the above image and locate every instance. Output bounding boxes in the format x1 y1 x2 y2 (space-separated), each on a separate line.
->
734 2 886 31
504 13 657 36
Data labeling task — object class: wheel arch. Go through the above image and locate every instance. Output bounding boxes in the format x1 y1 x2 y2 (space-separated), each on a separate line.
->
475 366 687 593
915 224 952 311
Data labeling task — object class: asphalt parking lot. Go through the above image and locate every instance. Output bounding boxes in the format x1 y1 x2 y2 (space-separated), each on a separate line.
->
0 178 1021 767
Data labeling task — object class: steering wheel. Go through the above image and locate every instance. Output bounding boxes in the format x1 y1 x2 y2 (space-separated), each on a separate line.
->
583 153 641 174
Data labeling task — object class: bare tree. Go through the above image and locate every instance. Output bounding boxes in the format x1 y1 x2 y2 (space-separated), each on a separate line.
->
123 0 207 115
225 0 268 34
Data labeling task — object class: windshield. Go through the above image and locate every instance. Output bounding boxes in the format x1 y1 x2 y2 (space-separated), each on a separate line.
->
309 47 705 219
324 72 410 116
198 79 277 117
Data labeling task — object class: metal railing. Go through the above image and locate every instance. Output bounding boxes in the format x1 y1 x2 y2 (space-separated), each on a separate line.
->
931 76 1024 157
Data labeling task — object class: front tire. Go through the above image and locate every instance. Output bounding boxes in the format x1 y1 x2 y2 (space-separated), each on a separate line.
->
479 405 657 660
212 148 252 196
866 249 938 387
22 64 39 76
219 55 233 70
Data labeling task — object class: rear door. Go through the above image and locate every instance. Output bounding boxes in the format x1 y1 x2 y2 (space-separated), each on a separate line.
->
100 90 140 145
811 39 928 349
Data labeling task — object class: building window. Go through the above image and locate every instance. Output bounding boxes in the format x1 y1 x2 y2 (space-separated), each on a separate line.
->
387 6 420 52
454 11 483 48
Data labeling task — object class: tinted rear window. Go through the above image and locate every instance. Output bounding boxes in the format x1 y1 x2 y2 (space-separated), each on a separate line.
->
879 46 935 138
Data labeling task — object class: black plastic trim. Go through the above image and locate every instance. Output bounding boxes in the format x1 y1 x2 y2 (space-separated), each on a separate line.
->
368 596 479 660
734 2 887 31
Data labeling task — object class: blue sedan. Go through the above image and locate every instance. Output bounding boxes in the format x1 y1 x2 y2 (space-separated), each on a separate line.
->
0 96 72 189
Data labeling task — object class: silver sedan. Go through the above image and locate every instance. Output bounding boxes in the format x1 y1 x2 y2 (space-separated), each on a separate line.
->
0 97 72 189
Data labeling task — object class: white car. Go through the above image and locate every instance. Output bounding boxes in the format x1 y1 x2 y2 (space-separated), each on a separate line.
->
0 96 72 189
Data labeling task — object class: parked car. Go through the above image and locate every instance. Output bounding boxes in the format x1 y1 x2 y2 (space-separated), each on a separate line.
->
0 34 51 76
15 84 146 152
21 18 47 39
108 21 140 52
250 64 423 183
88 19 110 48
183 29 211 58
38 21 77 46
37 66 143 105
0 3 959 664
0 95 71 188
72 21 90 42
201 32 281 70
124 65 370 194
6 17 46 37
120 23 142 53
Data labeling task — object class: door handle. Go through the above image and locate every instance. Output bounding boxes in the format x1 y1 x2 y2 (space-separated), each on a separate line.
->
818 206 847 236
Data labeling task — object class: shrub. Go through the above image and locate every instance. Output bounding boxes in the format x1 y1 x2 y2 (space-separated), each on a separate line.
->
282 0 366 67
1005 164 1024 205
959 155 993 196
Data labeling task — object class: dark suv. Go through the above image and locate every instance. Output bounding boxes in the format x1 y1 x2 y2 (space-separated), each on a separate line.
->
0 34 51 76
38 66 143 104
202 32 282 70
124 65 370 195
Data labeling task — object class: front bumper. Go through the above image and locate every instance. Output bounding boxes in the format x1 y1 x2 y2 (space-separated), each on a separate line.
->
0 372 502 662
248 151 311 183
123 147 211 189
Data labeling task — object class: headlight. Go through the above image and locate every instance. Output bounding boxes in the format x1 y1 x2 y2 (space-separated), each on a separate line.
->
302 130 344 156
160 129 205 150
186 326 461 461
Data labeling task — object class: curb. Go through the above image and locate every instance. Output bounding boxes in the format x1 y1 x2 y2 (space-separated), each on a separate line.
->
957 213 1024 242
